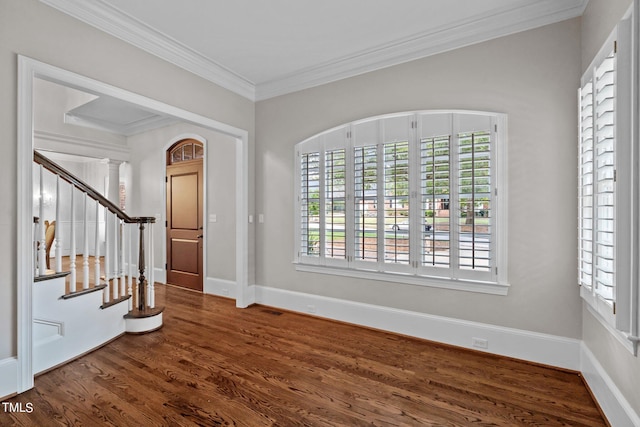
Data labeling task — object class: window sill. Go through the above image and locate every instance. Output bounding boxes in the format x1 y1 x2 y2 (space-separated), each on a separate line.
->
293 262 509 296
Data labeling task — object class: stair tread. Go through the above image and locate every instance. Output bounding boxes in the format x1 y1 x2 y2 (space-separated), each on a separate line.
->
60 284 107 300
34 271 71 282
125 306 164 319
101 295 132 309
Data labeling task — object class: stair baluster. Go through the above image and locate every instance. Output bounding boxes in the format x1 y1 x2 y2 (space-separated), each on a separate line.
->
54 176 62 273
33 217 38 277
94 201 101 293
127 223 133 311
82 196 90 290
37 165 46 276
69 188 76 292
112 211 118 301
104 207 110 301
148 221 155 308
119 220 125 299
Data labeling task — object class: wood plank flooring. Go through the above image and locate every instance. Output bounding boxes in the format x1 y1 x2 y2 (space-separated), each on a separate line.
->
2 284 607 426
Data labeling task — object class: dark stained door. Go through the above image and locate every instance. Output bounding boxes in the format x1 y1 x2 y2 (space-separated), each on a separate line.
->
166 161 203 291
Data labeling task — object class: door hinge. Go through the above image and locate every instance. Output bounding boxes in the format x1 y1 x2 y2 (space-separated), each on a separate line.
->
614 40 617 54
165 263 168 270
165 220 168 227
614 169 617 182
494 124 498 132
165 176 168 183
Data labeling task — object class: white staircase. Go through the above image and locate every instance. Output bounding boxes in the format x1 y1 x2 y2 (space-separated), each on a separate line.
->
33 151 163 373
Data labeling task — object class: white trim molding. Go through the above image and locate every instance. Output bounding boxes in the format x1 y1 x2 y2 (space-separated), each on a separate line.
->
254 285 581 370
580 343 640 427
204 277 237 299
0 357 18 401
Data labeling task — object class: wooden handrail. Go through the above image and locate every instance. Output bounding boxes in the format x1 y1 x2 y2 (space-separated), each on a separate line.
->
34 151 154 224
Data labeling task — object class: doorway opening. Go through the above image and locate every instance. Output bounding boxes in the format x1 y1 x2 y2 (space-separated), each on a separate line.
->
17 56 251 394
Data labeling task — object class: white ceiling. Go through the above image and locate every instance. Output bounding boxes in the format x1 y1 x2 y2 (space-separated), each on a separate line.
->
41 0 588 100
65 95 177 136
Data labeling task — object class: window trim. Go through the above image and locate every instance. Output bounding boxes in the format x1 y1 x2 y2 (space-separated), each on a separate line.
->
294 110 509 295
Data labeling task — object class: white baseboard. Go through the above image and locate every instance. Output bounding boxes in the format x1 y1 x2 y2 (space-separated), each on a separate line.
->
581 343 640 427
0 357 18 400
204 277 236 298
253 286 581 370
154 268 166 285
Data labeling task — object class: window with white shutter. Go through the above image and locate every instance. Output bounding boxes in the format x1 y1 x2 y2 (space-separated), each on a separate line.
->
579 10 639 353
579 31 619 322
295 110 508 295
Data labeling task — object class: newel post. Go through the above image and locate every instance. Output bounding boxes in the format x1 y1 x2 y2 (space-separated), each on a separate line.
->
137 220 147 311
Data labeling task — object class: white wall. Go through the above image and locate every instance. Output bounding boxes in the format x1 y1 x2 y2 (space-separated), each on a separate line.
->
0 0 254 363
127 123 237 282
579 0 640 419
255 18 582 339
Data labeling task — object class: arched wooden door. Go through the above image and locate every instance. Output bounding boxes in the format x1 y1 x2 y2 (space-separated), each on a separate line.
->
166 139 204 291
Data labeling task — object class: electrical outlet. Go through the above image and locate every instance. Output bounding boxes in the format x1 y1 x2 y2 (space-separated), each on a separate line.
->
472 337 489 349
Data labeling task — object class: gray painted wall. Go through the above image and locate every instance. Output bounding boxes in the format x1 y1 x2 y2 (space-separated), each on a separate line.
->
255 18 582 338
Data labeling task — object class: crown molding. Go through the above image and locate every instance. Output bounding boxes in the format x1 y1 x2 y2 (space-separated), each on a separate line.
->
255 0 589 100
40 0 256 100
40 0 587 102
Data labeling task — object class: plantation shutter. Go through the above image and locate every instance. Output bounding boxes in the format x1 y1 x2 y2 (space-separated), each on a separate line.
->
455 114 494 282
593 47 616 304
419 114 453 274
578 27 623 325
381 116 412 269
321 128 349 266
299 137 322 264
352 120 380 265
578 79 595 292
295 110 507 294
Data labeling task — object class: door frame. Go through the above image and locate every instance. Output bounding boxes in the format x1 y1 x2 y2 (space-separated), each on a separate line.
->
17 56 252 394
162 135 208 290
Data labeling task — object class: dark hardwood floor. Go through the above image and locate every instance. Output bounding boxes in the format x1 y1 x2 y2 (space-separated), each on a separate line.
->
2 284 607 426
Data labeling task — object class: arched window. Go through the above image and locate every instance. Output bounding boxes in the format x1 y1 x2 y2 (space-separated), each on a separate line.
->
168 139 204 164
294 110 508 294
